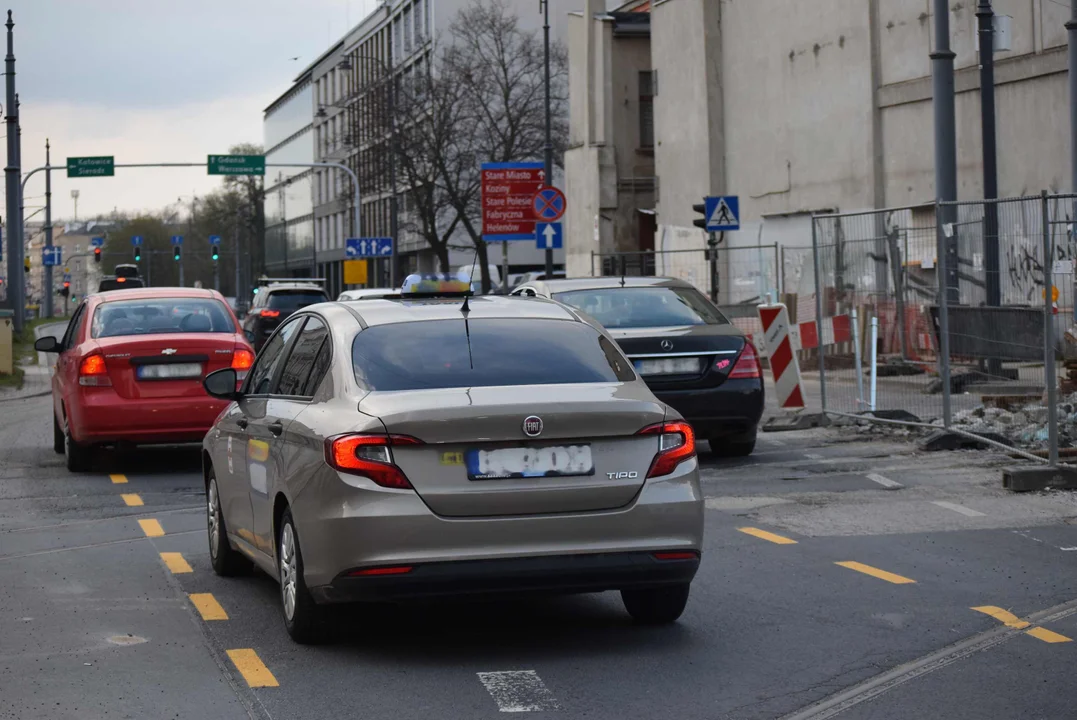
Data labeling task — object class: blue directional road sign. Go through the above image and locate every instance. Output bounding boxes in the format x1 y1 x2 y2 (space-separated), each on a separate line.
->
41 247 62 266
90 236 104 248
171 235 184 245
209 235 221 245
346 237 393 258
704 195 740 232
131 235 143 246
535 222 563 250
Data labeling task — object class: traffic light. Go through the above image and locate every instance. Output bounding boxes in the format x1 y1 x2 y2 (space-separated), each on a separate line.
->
693 202 708 230
93 247 102 263
173 246 181 261
24 257 30 273
211 244 219 262
60 281 70 299
133 246 141 262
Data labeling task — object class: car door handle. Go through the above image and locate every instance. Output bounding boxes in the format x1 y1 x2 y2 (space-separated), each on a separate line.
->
268 420 284 436
237 418 248 430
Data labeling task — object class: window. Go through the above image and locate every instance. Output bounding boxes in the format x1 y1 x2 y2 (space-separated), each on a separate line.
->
639 71 655 149
91 298 235 338
276 317 328 397
62 303 88 350
414 0 425 42
351 318 636 391
267 289 329 311
245 318 302 395
404 6 413 53
553 286 729 329
303 340 332 396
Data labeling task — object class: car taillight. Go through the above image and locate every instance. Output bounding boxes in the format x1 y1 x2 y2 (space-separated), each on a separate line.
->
324 434 423 489
260 309 280 318
638 421 696 478
78 354 112 387
728 341 761 379
231 349 254 370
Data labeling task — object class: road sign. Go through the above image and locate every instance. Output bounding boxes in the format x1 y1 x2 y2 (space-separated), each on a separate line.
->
131 235 143 246
66 156 114 178
171 235 184 246
41 247 62 266
90 236 104 248
704 195 740 232
63 272 72 283
532 186 566 222
343 259 369 285
481 162 545 241
208 235 221 245
345 237 393 258
207 154 265 176
535 222 563 250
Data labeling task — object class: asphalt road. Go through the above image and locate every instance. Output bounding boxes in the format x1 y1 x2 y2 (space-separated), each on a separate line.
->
2 393 1076 719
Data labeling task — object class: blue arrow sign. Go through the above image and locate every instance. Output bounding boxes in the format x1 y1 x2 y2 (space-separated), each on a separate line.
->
346 237 393 258
41 247 63 266
208 235 221 246
535 222 563 250
704 195 740 232
90 236 104 248
171 235 184 246
131 236 143 246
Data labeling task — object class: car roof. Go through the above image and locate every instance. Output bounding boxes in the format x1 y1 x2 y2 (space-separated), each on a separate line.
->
523 276 697 293
92 287 223 304
337 295 581 327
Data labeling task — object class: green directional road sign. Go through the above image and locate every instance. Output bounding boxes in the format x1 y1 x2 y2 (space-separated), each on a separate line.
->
66 156 115 178
207 154 265 176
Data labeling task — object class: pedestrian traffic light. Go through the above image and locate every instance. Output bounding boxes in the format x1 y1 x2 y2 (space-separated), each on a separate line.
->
173 246 181 261
211 244 219 262
93 247 102 263
133 246 141 262
692 202 708 230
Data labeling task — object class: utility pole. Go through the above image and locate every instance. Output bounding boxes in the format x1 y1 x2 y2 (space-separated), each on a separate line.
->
44 139 52 318
4 11 23 333
932 0 959 304
541 0 554 279
978 0 1001 377
1069 0 1077 203
71 189 78 222
387 53 399 288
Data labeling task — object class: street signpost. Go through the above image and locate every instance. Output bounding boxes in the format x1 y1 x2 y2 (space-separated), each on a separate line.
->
171 235 184 245
208 235 221 245
131 236 143 246
41 247 62 266
535 222 563 250
704 195 741 232
532 186 566 223
90 236 104 248
345 237 393 258
66 156 115 178
481 162 545 241
207 154 265 176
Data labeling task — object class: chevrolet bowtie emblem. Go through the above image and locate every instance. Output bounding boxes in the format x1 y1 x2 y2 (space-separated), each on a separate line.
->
161 348 177 355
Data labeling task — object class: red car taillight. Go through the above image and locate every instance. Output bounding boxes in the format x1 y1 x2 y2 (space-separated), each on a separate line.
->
728 341 761 379
638 421 696 478
231 349 254 370
324 434 423 489
260 309 281 318
78 354 112 387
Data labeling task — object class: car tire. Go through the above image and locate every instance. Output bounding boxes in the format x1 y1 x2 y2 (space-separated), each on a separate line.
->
278 508 322 644
207 471 248 577
64 422 92 472
621 583 691 625
709 435 756 457
53 413 65 454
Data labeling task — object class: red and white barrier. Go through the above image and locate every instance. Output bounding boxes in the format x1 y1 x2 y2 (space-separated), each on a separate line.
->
795 314 852 350
757 303 805 409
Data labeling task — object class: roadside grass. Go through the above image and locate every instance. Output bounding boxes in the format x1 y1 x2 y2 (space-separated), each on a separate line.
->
0 316 68 390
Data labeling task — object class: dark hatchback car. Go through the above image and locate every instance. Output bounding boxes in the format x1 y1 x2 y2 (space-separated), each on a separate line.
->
513 277 764 456
243 282 329 352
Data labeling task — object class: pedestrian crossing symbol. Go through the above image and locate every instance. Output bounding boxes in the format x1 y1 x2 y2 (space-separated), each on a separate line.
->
704 195 740 232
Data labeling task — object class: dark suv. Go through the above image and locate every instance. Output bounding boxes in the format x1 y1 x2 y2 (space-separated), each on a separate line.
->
243 282 329 352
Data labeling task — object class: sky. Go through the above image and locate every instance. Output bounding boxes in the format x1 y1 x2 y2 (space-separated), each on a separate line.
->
9 0 380 221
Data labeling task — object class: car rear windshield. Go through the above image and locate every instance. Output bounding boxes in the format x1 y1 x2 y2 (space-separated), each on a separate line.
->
98 278 145 292
267 289 328 311
91 298 235 338
553 286 729 329
352 319 636 391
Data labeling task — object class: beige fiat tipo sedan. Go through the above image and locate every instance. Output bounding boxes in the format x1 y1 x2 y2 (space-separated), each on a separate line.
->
201 275 703 643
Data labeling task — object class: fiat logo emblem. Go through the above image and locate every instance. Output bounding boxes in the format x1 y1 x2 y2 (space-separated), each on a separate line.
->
660 340 674 351
522 416 543 437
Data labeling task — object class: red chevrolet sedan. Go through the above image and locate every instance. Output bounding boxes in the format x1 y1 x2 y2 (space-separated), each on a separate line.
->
36 287 255 471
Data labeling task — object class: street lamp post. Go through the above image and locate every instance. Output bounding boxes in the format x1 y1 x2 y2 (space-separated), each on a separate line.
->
541 0 554 279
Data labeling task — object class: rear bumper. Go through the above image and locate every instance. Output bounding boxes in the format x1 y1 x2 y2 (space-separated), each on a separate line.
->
69 390 227 444
652 378 764 438
312 551 700 603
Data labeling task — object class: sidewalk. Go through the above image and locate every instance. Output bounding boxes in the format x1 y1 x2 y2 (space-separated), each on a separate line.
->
0 321 65 402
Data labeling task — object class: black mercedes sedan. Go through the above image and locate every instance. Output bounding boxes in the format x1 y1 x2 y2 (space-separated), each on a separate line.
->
512 277 764 456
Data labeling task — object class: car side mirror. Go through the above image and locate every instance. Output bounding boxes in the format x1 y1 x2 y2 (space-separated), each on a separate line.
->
34 336 61 353
204 368 242 400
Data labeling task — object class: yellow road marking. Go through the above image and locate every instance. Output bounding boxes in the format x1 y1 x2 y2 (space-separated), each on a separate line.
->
972 605 1030 629
226 649 279 688
835 561 916 584
138 518 164 537
121 493 143 507
1026 627 1073 643
110 474 128 484
160 552 192 574
189 593 229 621
738 527 798 545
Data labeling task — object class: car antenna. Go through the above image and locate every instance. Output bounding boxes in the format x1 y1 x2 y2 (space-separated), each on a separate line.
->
462 247 479 369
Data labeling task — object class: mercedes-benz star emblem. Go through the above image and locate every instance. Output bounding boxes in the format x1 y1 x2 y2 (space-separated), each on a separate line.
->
522 416 543 437
161 348 177 355
660 340 674 351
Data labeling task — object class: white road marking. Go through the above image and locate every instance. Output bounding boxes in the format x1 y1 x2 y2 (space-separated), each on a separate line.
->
805 453 823 460
866 473 903 489
1060 547 1077 552
930 501 985 517
764 437 786 447
478 671 560 713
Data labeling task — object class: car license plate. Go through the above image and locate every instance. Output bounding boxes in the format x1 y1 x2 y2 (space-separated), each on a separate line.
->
466 445 594 480
137 362 202 379
633 357 699 375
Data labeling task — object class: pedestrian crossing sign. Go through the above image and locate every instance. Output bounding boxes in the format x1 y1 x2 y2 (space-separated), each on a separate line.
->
704 195 740 232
